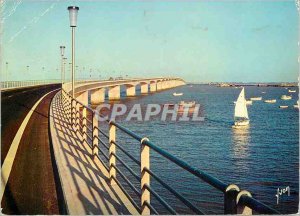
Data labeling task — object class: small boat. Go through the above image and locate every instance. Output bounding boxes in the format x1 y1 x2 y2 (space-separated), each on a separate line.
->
262 91 266 94
233 88 249 128
279 105 288 109
178 101 196 113
294 101 299 109
173 92 183 96
281 95 292 100
264 99 276 103
246 100 253 105
288 89 296 93
250 97 262 101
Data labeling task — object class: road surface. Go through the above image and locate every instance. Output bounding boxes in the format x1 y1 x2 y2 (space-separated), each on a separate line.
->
1 85 63 214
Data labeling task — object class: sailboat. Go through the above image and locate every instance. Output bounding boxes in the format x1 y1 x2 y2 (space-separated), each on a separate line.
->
233 88 250 127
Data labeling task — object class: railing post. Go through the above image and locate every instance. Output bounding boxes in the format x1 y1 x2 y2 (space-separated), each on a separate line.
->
82 107 87 145
76 102 80 132
109 122 116 185
237 190 252 215
72 99 76 127
141 137 150 215
224 184 239 214
92 113 99 157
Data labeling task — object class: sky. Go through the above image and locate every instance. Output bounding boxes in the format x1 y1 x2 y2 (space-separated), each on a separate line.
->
1 0 299 82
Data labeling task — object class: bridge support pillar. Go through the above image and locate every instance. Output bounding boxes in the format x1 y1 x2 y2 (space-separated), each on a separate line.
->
91 88 105 104
109 85 120 100
141 83 148 94
157 82 162 91
76 91 88 106
126 85 136 97
150 82 156 92
161 81 167 90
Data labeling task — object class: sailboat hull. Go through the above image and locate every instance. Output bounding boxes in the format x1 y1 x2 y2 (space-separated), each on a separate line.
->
232 120 250 128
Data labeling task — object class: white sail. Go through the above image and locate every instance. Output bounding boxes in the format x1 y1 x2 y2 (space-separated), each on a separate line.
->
234 88 249 119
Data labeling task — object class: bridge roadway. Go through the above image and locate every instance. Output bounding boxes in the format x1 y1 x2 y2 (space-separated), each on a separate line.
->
1 84 62 214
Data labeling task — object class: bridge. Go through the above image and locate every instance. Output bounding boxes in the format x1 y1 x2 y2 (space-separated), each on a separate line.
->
1 78 279 215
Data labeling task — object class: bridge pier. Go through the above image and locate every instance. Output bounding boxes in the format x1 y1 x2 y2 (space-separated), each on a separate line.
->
90 88 105 105
126 85 136 97
141 83 148 94
161 81 168 90
76 91 88 106
157 81 162 91
109 85 120 100
150 82 156 92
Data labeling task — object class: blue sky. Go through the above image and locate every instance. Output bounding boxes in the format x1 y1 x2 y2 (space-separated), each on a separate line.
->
1 0 299 82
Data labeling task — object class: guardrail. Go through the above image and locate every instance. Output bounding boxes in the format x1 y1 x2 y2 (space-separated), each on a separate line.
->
1 80 61 89
0 79 104 90
61 88 280 215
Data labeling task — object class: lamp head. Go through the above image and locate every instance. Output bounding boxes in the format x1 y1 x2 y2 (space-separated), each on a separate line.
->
60 46 66 56
68 6 79 27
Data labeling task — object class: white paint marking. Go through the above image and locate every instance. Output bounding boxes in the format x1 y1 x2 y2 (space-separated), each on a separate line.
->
0 89 58 200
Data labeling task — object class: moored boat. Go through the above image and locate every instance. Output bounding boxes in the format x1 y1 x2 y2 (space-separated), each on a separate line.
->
288 89 296 93
264 99 276 103
246 100 253 105
250 97 262 101
178 101 196 114
281 95 292 100
173 92 183 96
279 105 288 109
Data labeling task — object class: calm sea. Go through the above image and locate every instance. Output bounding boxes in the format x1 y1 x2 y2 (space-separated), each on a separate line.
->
93 84 299 214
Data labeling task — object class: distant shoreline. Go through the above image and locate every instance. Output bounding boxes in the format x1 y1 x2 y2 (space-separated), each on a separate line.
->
187 82 298 87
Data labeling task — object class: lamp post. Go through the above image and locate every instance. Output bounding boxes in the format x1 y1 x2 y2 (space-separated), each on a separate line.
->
60 46 66 86
5 62 8 83
68 6 79 98
63 57 67 83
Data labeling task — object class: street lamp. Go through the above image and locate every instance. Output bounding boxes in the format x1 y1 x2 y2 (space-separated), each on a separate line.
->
60 45 66 85
67 6 79 98
5 62 8 82
63 57 67 83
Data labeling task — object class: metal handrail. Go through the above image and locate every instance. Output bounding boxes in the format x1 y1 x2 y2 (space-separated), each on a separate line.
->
144 184 177 215
144 201 159 215
111 140 141 166
143 139 227 192
60 88 280 215
111 164 141 197
97 127 109 139
111 152 140 181
240 195 280 214
144 167 204 215
110 175 141 213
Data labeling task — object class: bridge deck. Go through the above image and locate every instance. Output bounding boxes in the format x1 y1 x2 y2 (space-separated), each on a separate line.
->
49 91 139 215
1 87 60 214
